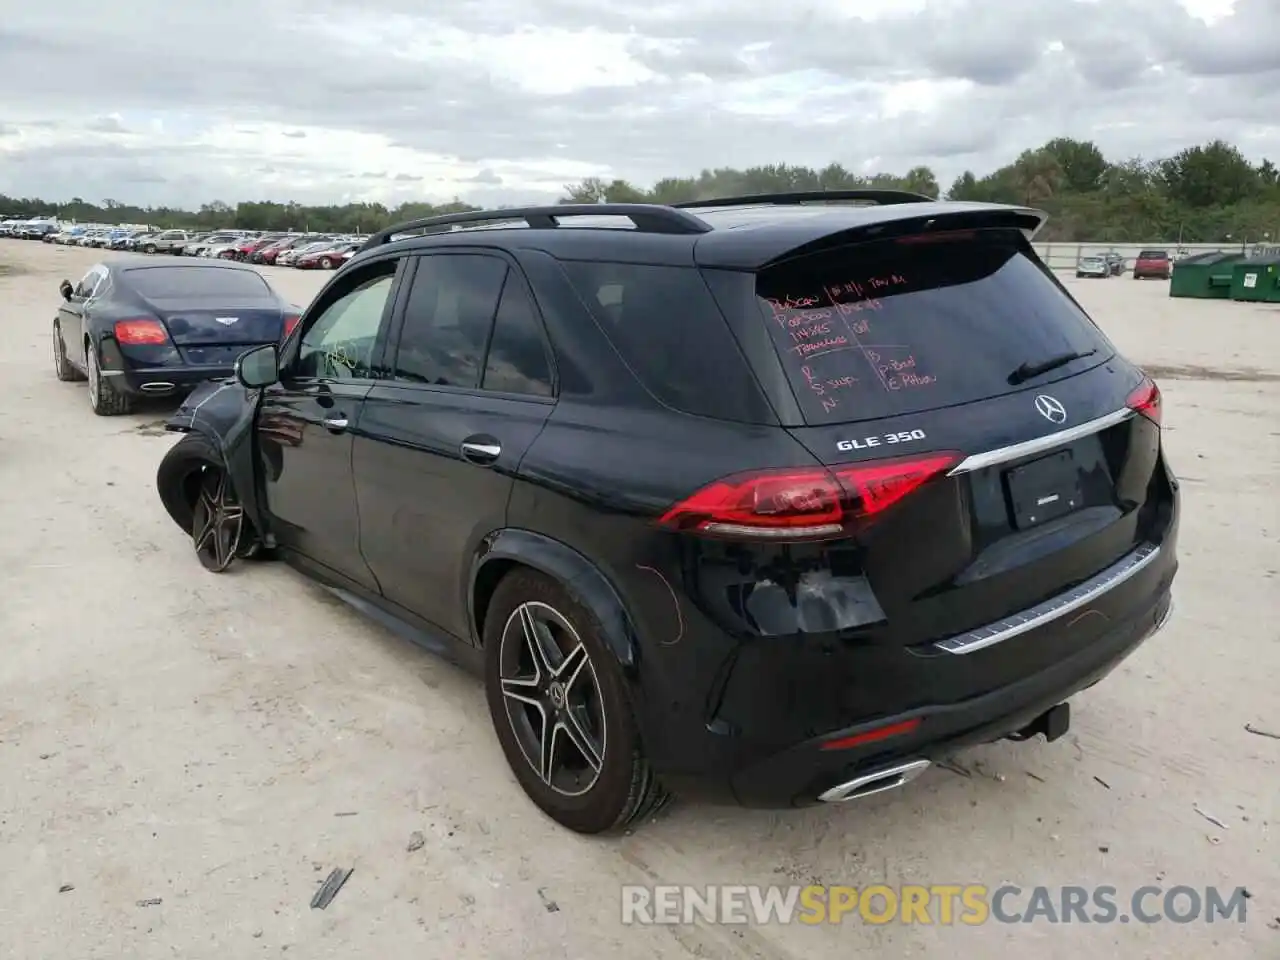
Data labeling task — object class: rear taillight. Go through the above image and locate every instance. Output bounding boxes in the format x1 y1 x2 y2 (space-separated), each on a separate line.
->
283 314 301 337
1127 377 1162 426
657 452 961 541
113 318 168 345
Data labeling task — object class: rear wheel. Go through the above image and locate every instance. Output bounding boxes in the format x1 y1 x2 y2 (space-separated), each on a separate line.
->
144 243 157 254
483 568 668 833
53 320 85 382
85 342 133 416
320 257 334 269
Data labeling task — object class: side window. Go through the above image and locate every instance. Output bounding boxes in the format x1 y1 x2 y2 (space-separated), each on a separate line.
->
75 269 101 298
294 266 396 380
482 278 554 397
392 254 507 388
561 261 775 422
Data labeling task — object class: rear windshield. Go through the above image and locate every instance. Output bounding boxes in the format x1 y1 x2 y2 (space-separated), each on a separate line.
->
1137 250 1169 259
749 230 1113 425
125 266 272 299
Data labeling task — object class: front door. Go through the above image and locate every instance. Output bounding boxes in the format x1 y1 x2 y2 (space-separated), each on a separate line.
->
258 257 406 591
57 266 106 366
354 252 557 640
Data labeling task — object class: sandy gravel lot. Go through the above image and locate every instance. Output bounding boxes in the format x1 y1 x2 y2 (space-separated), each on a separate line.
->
1 240 1276 959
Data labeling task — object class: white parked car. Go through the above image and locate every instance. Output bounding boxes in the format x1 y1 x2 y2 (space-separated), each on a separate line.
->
201 238 246 259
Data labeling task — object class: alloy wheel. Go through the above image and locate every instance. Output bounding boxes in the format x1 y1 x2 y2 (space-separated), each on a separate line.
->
498 601 607 797
53 327 64 377
191 467 244 572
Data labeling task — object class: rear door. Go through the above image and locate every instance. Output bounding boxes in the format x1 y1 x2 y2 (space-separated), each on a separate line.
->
353 251 557 641
705 228 1171 652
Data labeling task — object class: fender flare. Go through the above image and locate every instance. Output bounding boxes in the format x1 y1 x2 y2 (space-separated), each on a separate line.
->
468 528 639 675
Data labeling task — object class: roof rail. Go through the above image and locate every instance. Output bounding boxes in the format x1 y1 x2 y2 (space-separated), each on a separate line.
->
360 203 711 250
673 189 933 209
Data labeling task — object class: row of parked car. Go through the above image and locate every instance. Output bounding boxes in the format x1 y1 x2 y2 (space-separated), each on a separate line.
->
1074 249 1176 281
99 228 370 270
0 218 366 271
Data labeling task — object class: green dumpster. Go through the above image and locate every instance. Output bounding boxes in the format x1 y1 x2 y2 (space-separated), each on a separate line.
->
1169 252 1244 299
1230 256 1280 303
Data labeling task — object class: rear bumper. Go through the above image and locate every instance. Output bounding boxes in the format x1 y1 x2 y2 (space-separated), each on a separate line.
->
648 496 1179 808
104 359 236 397
721 584 1172 807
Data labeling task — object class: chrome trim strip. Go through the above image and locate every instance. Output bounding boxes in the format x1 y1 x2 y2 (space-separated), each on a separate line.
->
934 543 1161 655
948 407 1136 476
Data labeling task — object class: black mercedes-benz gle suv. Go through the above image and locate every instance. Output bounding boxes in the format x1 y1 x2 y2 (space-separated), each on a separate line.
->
156 191 1179 833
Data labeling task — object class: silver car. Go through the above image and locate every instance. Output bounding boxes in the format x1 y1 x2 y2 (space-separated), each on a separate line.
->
1075 256 1110 279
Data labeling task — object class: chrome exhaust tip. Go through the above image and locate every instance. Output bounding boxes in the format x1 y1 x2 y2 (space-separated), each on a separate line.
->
139 382 176 394
818 758 931 803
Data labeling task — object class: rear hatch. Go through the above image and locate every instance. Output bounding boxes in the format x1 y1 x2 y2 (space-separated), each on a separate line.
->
1135 250 1169 273
124 265 287 365
703 227 1174 679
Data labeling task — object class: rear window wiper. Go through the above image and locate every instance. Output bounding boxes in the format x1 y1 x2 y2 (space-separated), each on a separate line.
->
1008 348 1097 385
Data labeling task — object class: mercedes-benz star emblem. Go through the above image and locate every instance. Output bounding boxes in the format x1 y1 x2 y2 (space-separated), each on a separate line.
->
1035 394 1067 424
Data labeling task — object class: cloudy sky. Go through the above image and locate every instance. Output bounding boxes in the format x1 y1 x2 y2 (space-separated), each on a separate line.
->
0 0 1275 209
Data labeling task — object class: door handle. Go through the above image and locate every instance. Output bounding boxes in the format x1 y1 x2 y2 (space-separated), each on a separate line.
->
460 439 501 464
322 416 349 432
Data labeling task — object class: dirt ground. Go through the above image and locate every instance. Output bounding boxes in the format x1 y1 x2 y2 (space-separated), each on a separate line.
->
0 240 1276 959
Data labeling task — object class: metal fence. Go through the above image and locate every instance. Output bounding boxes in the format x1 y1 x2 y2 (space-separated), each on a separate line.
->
1036 241 1280 272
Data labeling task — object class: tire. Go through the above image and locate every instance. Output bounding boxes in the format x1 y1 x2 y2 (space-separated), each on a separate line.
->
85 342 134 416
156 432 262 570
320 257 333 270
483 567 668 834
144 243 157 254
53 320 85 382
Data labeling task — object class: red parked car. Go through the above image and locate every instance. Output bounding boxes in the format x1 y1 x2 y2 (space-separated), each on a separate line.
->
295 242 360 270
252 237 308 265
230 236 274 261
1133 249 1172 280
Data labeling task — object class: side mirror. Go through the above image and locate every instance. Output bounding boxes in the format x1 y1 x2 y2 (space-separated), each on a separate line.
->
59 279 73 301
235 343 280 389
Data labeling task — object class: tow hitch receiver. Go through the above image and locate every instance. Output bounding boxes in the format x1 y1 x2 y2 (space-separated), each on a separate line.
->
1006 702 1071 743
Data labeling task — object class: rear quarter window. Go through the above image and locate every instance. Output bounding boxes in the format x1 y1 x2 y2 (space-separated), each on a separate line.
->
747 230 1114 425
559 260 776 424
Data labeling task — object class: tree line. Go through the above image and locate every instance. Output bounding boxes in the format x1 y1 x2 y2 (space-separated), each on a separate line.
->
3 138 1277 243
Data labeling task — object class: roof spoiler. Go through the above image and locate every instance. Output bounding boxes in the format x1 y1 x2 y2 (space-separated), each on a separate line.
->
674 189 934 208
694 203 1050 270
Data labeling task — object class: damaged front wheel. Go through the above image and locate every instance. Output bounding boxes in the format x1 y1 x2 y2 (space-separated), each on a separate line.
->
157 432 263 572
191 466 245 572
